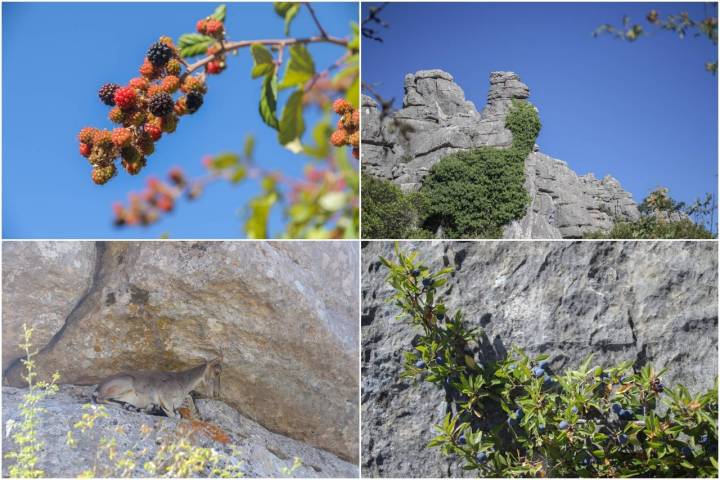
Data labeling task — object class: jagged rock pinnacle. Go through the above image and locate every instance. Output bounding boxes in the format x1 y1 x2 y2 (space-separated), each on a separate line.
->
361 69 640 238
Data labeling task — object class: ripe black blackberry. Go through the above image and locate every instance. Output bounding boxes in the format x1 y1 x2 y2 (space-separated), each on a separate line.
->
148 93 174 117
98 83 120 106
146 42 173 67
186 92 204 113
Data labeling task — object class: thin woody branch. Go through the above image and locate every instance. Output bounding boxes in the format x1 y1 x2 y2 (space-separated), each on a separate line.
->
185 35 348 75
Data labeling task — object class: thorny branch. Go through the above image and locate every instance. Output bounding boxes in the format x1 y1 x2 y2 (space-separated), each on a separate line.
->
362 2 390 42
184 35 348 75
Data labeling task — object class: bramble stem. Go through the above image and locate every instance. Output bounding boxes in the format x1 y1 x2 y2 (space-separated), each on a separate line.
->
185 35 347 75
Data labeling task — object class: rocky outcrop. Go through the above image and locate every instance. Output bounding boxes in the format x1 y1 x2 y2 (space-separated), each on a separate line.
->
361 241 718 477
361 71 640 238
2 386 357 478
2 241 358 463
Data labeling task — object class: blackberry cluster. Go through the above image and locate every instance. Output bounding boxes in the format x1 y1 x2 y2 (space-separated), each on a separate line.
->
329 99 359 159
78 35 214 185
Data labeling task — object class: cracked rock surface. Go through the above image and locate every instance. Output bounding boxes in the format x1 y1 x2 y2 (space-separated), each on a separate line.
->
361 241 718 477
2 385 358 478
2 241 359 463
361 70 640 238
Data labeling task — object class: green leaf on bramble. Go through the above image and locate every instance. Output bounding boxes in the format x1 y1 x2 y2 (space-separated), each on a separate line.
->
250 44 275 79
210 4 227 22
178 33 215 58
274 2 300 36
279 43 315 90
259 73 279 130
278 89 305 146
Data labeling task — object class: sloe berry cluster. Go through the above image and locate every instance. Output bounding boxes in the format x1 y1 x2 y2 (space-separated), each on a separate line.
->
329 98 359 159
77 36 212 185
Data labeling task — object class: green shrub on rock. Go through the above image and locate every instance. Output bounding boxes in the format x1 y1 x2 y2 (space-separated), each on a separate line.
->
361 174 431 239
419 100 540 238
379 245 719 478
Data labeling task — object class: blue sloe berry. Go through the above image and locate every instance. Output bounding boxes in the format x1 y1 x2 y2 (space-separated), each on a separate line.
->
618 433 628 445
476 451 488 463
532 367 545 378
558 420 569 430
571 406 579 414
415 360 426 369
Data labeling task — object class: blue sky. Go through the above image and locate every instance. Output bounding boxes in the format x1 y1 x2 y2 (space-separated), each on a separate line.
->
362 2 718 217
3 2 357 238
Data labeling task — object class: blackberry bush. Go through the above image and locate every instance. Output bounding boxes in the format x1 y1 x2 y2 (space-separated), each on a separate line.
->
380 245 719 477
97 3 359 239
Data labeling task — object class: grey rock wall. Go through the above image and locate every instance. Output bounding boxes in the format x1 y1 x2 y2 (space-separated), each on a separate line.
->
2 241 358 463
361 71 640 238
2 386 358 478
361 241 718 477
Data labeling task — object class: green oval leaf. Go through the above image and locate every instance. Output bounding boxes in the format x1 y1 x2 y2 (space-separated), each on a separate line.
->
278 89 305 145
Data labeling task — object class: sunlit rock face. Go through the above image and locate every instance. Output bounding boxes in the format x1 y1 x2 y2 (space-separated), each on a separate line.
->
361 70 640 238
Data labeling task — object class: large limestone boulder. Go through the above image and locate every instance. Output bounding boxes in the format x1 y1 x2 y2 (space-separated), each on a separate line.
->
361 70 640 238
2 241 358 462
361 241 718 477
2 386 358 478
2 242 97 369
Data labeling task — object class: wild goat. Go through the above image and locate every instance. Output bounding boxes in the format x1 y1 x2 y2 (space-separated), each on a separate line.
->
92 359 222 418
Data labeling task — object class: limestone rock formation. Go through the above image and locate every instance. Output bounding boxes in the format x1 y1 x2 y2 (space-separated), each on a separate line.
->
2 386 358 478
361 70 640 238
2 241 358 463
361 241 718 477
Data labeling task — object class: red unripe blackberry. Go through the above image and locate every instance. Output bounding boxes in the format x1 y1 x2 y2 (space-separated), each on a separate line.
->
206 61 223 74
348 131 360 147
93 129 114 147
91 164 117 185
148 92 174 117
147 41 174 67
78 127 97 144
330 129 348 147
196 19 208 34
166 58 182 76
205 19 224 37
129 77 149 91
114 87 137 110
186 92 204 113
181 76 206 94
98 83 120 106
144 124 162 142
174 98 188 116
157 194 174 212
108 107 126 124
122 156 146 175
79 143 91 157
332 98 352 115
111 128 133 147
139 58 157 79
162 75 180 94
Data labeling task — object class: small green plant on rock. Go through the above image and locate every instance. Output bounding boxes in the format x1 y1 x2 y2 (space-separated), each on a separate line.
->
380 245 718 477
4 324 60 478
